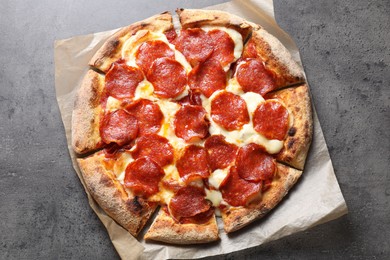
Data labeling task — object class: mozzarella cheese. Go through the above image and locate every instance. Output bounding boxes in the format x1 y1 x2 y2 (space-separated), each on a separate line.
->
208 168 228 189
105 96 122 112
134 80 155 100
115 152 134 184
205 189 223 207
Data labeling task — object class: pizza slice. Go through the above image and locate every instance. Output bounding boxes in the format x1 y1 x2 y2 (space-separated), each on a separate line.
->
265 84 313 170
72 66 155 155
144 193 219 244
220 163 302 232
232 27 305 97
77 150 158 236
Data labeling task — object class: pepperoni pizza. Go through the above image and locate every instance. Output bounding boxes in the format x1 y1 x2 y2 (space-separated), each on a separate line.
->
72 9 313 244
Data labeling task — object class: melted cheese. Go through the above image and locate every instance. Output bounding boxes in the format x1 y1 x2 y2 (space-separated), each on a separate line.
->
134 80 155 100
105 96 122 112
115 152 134 184
208 169 228 189
205 189 223 207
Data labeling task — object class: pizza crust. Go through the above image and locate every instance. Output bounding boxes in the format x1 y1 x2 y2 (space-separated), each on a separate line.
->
177 8 254 42
72 70 104 154
89 12 174 73
77 154 158 236
221 163 302 233
144 208 219 244
245 27 305 88
266 84 313 170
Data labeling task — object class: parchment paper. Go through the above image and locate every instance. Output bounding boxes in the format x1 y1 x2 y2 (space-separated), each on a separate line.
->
54 0 348 259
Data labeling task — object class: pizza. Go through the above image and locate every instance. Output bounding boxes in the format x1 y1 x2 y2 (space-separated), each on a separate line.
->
72 9 313 244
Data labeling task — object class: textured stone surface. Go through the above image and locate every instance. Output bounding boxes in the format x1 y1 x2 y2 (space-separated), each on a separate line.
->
0 0 388 259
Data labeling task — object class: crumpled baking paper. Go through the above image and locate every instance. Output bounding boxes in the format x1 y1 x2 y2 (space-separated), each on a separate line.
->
54 0 348 259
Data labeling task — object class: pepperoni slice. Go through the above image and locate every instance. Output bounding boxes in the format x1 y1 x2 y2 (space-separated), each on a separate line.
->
103 143 122 158
253 100 289 140
208 29 235 67
204 135 238 171
164 29 177 44
242 38 259 59
131 134 174 167
135 40 175 74
236 143 276 182
179 207 214 224
161 179 183 193
124 157 165 198
236 58 276 96
169 186 211 221
177 145 210 183
175 90 202 106
105 60 144 100
103 143 132 158
147 57 187 98
210 91 250 131
100 109 138 145
174 28 214 67
188 59 227 98
220 166 262 207
125 99 163 136
174 105 209 142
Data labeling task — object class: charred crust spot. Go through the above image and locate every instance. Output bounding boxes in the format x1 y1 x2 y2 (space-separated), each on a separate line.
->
288 127 297 136
305 121 310 129
126 196 144 215
102 39 121 59
288 139 295 149
295 107 301 112
110 39 120 49
100 174 113 187
89 82 100 106
234 215 242 223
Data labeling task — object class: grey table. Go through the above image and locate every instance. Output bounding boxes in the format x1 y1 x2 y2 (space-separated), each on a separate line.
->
1 0 389 259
